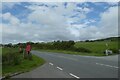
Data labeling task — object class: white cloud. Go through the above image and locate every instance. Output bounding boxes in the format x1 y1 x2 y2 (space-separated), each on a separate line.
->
68 24 101 40
2 12 20 26
99 6 118 37
2 2 118 43
68 6 118 40
28 10 66 27
2 12 75 43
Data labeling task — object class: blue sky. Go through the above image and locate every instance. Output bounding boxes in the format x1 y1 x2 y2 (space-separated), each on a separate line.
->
1 2 118 43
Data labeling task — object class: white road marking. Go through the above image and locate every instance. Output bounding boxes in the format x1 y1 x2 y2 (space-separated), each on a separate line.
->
49 63 53 66
56 67 63 71
69 73 80 79
96 63 119 69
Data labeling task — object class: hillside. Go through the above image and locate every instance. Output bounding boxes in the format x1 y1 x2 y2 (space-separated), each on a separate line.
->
75 37 119 54
92 37 120 42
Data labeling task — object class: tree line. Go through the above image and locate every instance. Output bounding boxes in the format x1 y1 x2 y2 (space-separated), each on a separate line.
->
2 40 91 53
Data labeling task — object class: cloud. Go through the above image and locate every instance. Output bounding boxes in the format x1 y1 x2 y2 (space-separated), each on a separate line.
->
2 2 118 43
2 12 20 26
2 2 21 9
68 24 101 40
68 6 118 40
99 6 118 37
28 10 66 27
107 2 118 6
2 11 75 43
26 5 76 41
76 6 93 13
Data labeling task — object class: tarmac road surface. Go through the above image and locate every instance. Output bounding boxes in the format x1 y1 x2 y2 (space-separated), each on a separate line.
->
12 51 119 79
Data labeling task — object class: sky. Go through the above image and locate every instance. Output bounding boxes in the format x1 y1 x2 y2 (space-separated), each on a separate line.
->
1 2 119 44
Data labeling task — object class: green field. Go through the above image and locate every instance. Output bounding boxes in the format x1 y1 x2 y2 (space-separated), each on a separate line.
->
2 47 45 77
35 40 119 56
75 41 118 54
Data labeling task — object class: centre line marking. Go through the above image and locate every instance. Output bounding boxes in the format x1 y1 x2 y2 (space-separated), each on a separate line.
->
49 63 53 66
96 63 119 69
56 67 63 71
69 73 80 79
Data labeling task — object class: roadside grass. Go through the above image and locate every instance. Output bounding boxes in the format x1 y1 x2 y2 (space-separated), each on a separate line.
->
2 47 19 55
3 55 45 76
35 49 105 56
2 48 45 77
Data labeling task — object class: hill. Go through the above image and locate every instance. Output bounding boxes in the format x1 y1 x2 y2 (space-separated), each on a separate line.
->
75 37 119 54
93 37 119 42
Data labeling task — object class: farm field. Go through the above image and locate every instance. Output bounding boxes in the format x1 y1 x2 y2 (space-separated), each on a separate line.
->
35 40 119 56
75 41 118 54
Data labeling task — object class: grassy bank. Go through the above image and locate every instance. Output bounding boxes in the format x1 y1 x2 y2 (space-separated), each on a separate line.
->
75 41 118 53
35 49 105 56
2 48 45 76
34 41 118 56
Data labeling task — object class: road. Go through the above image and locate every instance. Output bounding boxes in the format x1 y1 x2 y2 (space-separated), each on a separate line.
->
12 51 119 79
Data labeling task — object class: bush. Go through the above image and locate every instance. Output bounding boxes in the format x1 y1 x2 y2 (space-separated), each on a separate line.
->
13 53 22 65
2 52 22 65
109 48 118 53
53 40 75 50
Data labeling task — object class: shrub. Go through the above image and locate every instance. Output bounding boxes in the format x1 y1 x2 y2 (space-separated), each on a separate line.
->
109 48 118 53
2 52 22 65
13 53 22 65
53 40 75 50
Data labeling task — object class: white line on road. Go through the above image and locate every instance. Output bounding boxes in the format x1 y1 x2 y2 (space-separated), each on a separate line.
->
56 67 63 71
49 63 53 66
96 63 119 69
69 73 80 79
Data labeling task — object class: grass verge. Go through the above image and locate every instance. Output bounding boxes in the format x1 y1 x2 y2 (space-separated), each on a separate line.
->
3 49 45 77
35 49 106 56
